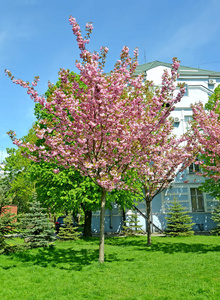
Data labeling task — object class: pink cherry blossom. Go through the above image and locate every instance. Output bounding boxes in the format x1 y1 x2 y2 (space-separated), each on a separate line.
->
189 101 220 180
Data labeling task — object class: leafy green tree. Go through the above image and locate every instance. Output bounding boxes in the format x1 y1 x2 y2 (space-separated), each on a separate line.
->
29 162 101 237
199 179 220 201
3 146 34 213
205 84 220 111
211 201 220 235
0 211 16 253
4 138 102 236
165 198 194 236
22 194 55 248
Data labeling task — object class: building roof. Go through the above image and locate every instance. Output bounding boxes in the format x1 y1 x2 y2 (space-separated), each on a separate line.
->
135 60 220 78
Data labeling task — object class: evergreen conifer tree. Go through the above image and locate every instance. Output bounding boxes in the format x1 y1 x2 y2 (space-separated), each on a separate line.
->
211 201 220 235
122 213 144 236
58 215 80 240
165 198 194 236
22 194 55 248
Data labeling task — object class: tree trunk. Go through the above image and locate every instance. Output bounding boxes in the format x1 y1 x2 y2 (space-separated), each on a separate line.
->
146 197 152 246
122 209 126 227
53 213 57 225
99 188 106 263
83 209 92 238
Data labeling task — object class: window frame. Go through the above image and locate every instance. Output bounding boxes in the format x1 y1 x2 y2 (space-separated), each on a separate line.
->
189 159 200 174
190 188 204 212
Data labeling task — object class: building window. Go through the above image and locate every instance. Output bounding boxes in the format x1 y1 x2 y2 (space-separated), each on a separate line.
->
189 158 200 173
184 115 192 123
190 188 204 212
184 115 193 130
184 84 188 96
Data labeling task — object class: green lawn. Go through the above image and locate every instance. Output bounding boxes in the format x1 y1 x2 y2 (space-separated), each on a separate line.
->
1 235 220 300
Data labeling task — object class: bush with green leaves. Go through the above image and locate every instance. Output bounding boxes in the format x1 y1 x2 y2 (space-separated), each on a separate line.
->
165 198 194 236
58 215 80 240
121 213 144 236
0 206 17 253
211 201 220 235
0 182 17 253
22 197 55 248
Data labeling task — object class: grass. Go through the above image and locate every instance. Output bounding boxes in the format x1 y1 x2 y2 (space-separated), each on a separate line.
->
1 235 220 299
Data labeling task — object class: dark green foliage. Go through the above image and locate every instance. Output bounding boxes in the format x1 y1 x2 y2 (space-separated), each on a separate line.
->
3 130 37 213
58 215 80 240
165 199 194 236
199 178 220 201
30 163 101 237
121 213 144 236
205 84 220 112
4 141 101 236
211 201 220 235
0 207 17 253
198 85 220 198
0 183 17 253
22 196 55 248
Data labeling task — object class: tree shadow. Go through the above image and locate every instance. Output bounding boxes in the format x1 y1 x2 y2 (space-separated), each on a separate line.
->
105 236 220 254
146 241 220 254
3 242 129 270
1 236 219 271
9 246 99 271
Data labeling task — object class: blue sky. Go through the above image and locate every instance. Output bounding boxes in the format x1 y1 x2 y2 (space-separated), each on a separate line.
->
1 0 220 161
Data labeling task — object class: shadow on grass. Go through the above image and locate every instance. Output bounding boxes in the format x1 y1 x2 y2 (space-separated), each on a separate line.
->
2 239 128 271
10 246 99 271
105 236 220 254
1 236 219 271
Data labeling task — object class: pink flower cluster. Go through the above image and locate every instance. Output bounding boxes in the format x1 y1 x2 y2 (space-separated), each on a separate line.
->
5 70 45 105
190 101 220 180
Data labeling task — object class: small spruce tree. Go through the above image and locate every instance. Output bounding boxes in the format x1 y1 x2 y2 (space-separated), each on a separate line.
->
58 215 80 240
211 201 220 235
165 198 194 236
22 194 55 248
121 213 144 236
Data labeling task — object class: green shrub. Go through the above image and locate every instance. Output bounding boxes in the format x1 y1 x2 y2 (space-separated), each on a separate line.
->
58 215 80 240
0 206 17 254
121 213 144 236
